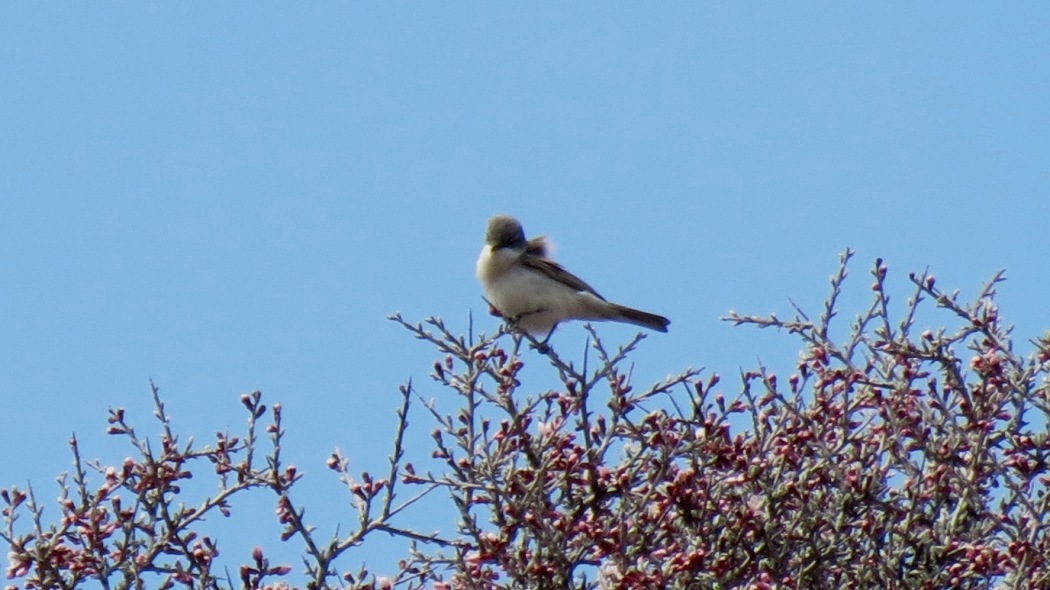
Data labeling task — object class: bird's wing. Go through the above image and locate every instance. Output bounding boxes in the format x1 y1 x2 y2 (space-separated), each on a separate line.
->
520 254 607 301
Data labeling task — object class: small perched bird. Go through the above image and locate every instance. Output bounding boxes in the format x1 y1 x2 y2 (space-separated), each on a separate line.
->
475 215 670 337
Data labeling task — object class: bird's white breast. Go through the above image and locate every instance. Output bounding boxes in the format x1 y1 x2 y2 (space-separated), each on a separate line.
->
475 245 513 285
476 245 603 334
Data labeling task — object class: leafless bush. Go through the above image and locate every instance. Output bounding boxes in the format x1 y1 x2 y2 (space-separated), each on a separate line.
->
5 251 1049 589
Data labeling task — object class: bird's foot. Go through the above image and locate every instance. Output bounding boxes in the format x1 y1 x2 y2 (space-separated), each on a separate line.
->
503 307 546 330
530 339 552 354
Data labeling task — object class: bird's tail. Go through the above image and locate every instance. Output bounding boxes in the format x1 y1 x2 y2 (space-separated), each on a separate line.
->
610 304 670 333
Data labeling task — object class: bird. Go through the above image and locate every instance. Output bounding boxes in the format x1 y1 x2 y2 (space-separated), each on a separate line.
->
475 215 670 338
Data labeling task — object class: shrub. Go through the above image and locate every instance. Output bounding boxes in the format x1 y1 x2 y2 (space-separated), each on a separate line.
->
5 251 1049 589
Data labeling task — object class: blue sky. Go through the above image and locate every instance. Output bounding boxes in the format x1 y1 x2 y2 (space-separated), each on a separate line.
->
3 3 1049 582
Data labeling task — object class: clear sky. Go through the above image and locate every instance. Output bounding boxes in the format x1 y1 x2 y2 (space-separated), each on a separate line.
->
3 2 1049 582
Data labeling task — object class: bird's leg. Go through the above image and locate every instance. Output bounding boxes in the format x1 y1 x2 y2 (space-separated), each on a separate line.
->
481 297 554 348
500 307 543 328
532 324 559 354
482 297 543 327
506 308 555 352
